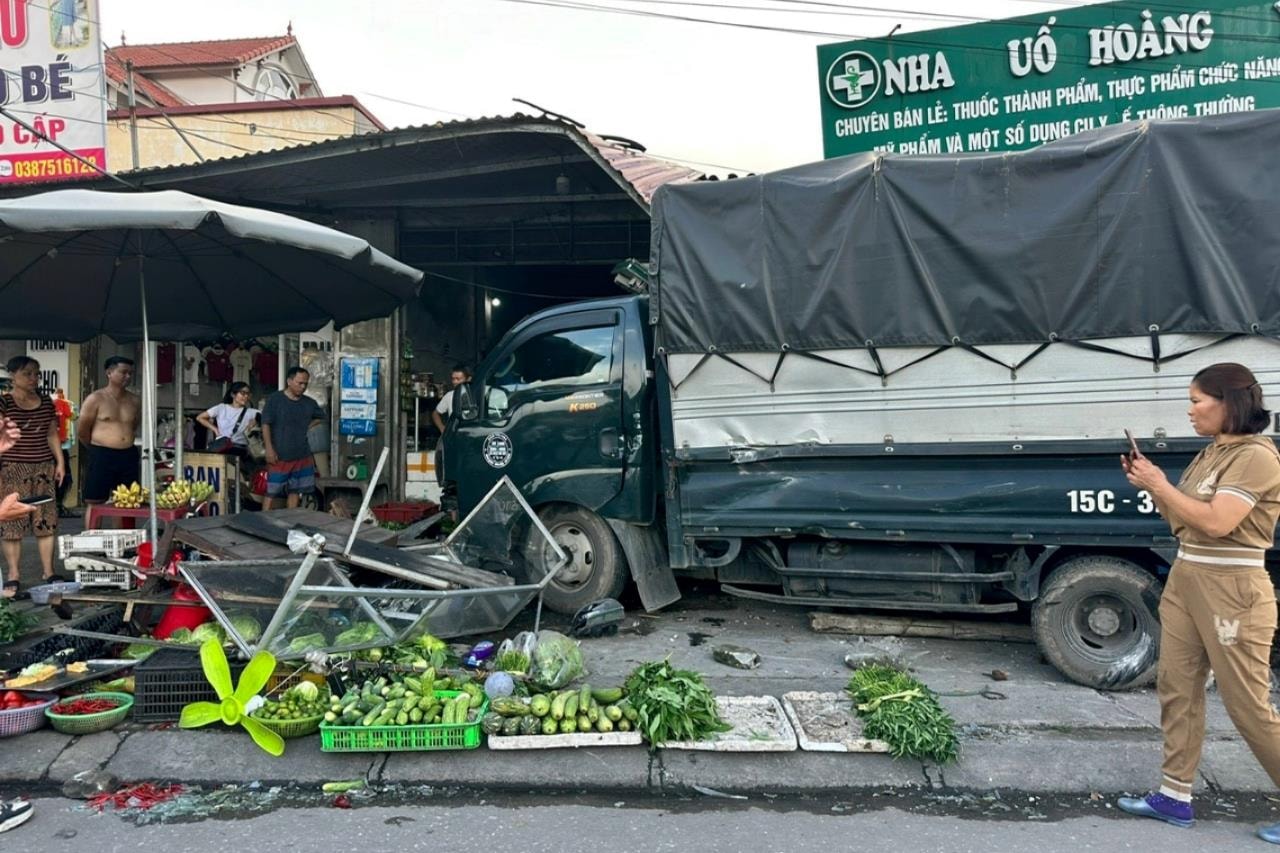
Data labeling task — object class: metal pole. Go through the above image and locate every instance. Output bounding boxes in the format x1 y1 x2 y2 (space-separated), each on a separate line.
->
138 255 159 549
343 445 389 557
277 334 286 389
174 340 183 481
125 60 140 171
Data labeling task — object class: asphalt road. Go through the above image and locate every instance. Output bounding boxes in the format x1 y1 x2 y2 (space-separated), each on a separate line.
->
4 793 1270 853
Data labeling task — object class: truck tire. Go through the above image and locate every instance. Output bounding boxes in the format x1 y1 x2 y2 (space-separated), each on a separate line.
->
527 505 627 614
1031 556 1162 690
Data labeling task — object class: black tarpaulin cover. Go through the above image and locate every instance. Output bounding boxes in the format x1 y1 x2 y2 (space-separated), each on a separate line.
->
651 111 1280 354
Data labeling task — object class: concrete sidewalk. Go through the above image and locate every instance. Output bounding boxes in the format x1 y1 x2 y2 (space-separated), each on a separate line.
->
2 590 1272 798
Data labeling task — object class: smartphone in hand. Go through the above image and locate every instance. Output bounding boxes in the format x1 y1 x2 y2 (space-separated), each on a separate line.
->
1124 429 1142 460
18 495 53 505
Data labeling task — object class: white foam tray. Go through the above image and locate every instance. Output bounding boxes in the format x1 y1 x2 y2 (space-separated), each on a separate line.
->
781 691 891 753
487 730 642 750
662 695 797 752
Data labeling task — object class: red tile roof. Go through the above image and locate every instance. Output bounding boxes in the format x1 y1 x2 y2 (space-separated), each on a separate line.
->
108 36 296 70
106 96 387 132
104 52 187 107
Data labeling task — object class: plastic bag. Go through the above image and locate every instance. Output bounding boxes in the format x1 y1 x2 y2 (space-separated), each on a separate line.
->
531 629 585 689
496 630 537 662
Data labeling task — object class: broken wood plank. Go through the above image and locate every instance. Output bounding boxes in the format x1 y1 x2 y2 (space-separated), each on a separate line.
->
227 512 514 589
808 612 1034 643
171 510 396 561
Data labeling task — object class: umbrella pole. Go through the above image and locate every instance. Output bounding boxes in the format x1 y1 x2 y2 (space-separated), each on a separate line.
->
139 255 159 550
174 340 183 482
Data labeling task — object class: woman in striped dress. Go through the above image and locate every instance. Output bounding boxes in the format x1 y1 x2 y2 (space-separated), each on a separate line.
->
0 356 64 598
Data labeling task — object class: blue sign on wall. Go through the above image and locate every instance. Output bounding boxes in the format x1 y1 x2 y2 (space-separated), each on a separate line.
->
339 357 379 437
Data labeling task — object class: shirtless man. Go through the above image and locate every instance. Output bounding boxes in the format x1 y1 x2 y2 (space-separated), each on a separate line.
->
78 357 141 504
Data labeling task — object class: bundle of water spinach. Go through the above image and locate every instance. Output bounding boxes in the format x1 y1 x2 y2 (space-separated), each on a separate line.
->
846 664 958 764
624 660 730 747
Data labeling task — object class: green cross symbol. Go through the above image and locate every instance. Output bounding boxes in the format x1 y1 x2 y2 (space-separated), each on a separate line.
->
833 58 876 104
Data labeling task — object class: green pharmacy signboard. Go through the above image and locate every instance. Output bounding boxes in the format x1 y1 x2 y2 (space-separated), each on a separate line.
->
818 0 1280 157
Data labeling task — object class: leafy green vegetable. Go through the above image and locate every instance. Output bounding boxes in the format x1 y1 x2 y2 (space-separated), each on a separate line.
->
532 630 584 689
494 650 529 674
287 632 328 653
123 643 157 660
846 664 959 764
334 622 381 647
227 613 263 643
190 622 226 645
0 596 36 643
624 659 730 747
167 627 193 644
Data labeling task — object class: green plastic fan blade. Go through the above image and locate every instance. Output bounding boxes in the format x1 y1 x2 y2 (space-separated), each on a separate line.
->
234 651 277 704
179 701 222 729
199 638 233 699
240 715 285 757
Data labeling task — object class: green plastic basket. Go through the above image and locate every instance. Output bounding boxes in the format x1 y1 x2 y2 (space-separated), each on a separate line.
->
253 711 325 739
45 692 133 735
319 690 486 752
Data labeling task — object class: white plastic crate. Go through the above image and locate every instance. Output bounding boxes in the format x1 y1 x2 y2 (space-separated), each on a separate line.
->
65 555 140 590
57 529 147 560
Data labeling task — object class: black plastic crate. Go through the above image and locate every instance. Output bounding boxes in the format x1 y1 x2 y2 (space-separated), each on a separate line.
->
133 647 319 722
133 647 248 723
0 606 125 671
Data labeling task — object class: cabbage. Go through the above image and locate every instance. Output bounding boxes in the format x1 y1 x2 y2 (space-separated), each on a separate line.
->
531 630 585 689
123 643 157 660
190 622 225 645
334 622 381 647
228 614 262 643
288 632 328 653
166 627 193 644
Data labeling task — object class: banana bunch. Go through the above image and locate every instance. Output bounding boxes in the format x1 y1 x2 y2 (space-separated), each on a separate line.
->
156 479 217 509
109 482 149 508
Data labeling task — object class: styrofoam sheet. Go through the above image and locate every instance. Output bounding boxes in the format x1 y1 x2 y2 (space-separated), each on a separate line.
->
662 695 796 752
781 691 891 753
487 730 642 750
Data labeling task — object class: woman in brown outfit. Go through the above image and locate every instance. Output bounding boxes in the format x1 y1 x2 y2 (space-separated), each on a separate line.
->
1118 363 1280 844
0 356 64 597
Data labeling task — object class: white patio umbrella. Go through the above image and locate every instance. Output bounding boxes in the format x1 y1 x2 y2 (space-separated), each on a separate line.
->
0 189 424 545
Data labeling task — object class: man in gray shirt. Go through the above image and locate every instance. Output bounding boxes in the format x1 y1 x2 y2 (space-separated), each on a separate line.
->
261 367 324 511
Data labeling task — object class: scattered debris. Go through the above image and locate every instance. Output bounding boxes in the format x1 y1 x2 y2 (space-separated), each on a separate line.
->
988 669 1009 682
812 612 1033 643
61 769 119 800
384 815 415 826
691 784 747 800
712 644 761 670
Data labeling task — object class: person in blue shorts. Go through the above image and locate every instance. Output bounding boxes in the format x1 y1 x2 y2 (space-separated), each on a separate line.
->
260 367 324 511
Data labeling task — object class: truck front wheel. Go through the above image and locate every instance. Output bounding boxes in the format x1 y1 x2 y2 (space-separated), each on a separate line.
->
526 505 627 614
1031 556 1162 690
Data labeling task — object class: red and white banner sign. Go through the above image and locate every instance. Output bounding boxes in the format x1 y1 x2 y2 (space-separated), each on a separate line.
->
0 0 105 185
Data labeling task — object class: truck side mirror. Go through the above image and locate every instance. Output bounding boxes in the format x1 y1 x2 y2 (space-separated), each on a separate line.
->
457 383 479 421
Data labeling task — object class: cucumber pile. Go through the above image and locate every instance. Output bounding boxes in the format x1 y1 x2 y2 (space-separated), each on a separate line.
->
324 669 486 728
482 683 638 737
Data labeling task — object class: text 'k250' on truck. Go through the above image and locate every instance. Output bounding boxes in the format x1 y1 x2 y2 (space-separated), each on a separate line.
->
444 111 1280 690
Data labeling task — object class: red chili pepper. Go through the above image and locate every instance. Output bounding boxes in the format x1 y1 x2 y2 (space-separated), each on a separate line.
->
52 698 120 715
88 782 184 812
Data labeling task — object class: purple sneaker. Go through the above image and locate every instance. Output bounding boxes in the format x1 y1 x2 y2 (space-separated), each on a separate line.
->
1117 793 1194 828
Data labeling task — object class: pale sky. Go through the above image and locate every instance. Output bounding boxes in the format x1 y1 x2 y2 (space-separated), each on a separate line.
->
99 0 1083 173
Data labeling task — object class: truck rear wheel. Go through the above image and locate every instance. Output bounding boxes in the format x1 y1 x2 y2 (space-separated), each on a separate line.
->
527 505 627 614
1031 556 1162 690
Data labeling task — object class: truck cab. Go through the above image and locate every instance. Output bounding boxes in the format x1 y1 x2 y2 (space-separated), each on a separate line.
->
443 296 657 613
